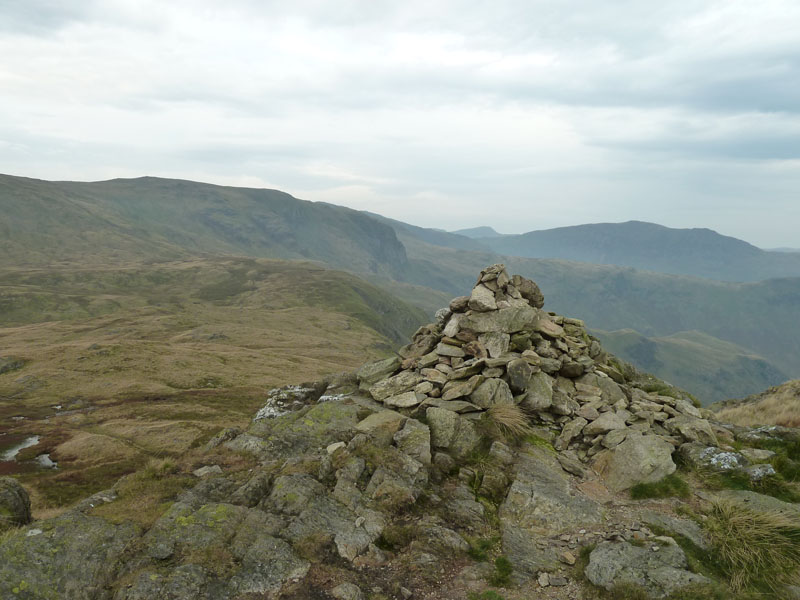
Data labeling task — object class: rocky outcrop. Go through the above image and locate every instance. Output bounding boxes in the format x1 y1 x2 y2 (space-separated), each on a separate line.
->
0 477 31 532
1 264 797 600
585 540 711 597
0 511 138 599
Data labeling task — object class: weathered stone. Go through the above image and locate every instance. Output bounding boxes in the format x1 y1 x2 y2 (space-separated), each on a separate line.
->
708 490 800 519
596 363 625 384
227 531 311 596
500 446 603 575
736 425 800 446
479 332 510 358
521 371 554 411
327 442 346 454
446 485 486 528
230 472 273 508
488 441 515 465
415 381 434 395
577 405 600 420
550 389 578 416
0 509 140 599
193 465 223 478
449 296 470 312
557 452 586 477
511 274 544 308
357 356 401 390
664 416 718 445
555 417 587 451
426 407 481 458
559 361 584 378
484 354 520 368
585 540 711 598
394 419 432 465
418 351 440 368
442 313 462 338
671 399 700 418
384 391 426 408
370 371 424 401
469 378 514 408
506 358 533 393
441 375 483 401
435 342 465 358
583 412 627 436
739 447 776 462
0 477 31 532
423 398 482 413
398 334 438 360
509 332 532 352
246 402 361 460
535 316 564 338
356 410 407 445
468 284 498 312
678 443 747 471
594 432 677 492
601 428 629 449
462 341 488 359
331 582 364 600
435 307 452 324
539 357 562 374
448 362 485 380
421 368 448 385
478 471 509 501
640 510 708 550
460 306 539 334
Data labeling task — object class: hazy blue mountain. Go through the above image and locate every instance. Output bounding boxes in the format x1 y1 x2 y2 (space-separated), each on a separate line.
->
477 220 800 282
363 212 488 252
451 226 503 239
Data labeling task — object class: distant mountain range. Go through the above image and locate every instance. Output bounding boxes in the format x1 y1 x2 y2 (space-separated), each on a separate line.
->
4 173 800 404
451 226 503 239
462 220 800 282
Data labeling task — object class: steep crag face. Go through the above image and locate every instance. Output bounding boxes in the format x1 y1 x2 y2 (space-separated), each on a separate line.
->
1 265 799 600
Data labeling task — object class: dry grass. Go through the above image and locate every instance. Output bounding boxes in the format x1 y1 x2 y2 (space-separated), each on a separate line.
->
704 500 800 593
716 380 800 427
483 404 533 441
1 258 411 517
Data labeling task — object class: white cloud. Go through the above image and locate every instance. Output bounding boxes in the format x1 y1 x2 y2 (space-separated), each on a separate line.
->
1 0 799 246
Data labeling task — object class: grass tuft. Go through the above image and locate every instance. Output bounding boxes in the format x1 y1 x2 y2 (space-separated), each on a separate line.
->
467 535 500 561
706 469 800 503
704 500 800 593
483 405 533 441
488 556 513 587
630 472 690 500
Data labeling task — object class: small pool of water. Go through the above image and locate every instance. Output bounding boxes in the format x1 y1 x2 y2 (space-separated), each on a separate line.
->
0 435 40 461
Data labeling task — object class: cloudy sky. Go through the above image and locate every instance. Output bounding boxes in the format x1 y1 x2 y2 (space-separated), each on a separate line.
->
2 1 799 246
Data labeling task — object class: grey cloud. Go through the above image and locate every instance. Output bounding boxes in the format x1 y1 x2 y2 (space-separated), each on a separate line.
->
0 0 95 34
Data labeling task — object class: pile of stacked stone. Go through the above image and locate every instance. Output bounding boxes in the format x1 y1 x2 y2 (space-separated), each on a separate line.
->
357 264 720 478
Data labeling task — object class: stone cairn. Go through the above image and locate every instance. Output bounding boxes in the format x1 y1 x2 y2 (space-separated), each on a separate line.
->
357 264 722 486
